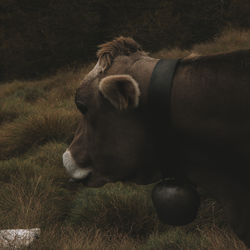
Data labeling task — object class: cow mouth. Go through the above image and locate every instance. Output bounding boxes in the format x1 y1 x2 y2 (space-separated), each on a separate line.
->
68 168 162 187
68 172 92 185
68 172 110 187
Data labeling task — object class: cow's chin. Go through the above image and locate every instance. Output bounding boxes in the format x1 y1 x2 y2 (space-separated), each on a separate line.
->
68 170 161 188
69 173 111 188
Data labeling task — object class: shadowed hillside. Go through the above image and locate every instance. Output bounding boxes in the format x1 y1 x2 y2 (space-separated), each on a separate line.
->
0 29 250 249
1 0 250 81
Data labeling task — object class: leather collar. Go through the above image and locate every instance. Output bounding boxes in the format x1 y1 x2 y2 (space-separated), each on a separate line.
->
148 58 180 179
148 58 180 126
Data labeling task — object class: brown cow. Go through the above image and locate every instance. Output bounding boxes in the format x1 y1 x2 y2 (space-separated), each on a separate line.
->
63 36 250 247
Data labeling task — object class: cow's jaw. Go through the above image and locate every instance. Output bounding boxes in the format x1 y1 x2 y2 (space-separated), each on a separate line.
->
62 149 92 180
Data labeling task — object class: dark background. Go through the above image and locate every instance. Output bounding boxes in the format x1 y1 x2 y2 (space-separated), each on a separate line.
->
1 0 250 82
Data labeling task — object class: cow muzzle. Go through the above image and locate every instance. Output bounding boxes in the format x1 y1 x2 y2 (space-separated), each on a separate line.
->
62 149 92 180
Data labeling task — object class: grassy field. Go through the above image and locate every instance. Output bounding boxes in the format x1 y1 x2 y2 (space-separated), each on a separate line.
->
0 29 250 249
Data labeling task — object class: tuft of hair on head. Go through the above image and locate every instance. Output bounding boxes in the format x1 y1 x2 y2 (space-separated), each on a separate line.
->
97 36 146 72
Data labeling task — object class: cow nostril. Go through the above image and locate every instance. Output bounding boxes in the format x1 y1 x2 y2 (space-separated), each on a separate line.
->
63 149 92 180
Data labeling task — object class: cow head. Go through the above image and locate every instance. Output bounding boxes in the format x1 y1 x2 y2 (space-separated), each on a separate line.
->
63 37 163 187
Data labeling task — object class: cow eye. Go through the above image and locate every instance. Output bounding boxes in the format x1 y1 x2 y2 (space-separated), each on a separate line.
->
76 101 88 114
75 90 88 114
75 97 88 114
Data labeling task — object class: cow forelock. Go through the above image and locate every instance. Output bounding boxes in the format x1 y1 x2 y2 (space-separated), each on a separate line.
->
62 149 92 179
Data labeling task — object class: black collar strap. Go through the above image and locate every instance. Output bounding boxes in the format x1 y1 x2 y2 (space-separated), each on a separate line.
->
148 58 180 179
148 58 180 126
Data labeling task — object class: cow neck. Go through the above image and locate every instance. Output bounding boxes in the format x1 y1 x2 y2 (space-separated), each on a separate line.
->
148 58 180 179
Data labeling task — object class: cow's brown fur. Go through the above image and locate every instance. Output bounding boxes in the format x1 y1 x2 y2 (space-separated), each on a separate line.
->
64 37 250 248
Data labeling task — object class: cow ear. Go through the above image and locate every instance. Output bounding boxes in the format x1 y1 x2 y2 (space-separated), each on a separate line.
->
99 74 140 110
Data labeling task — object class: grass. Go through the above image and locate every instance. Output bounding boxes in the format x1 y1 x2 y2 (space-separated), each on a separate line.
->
67 183 164 237
0 29 250 249
154 28 250 59
0 110 80 159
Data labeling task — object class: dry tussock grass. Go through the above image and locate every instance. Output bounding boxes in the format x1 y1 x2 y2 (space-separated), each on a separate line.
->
201 226 248 250
0 110 80 159
193 29 250 56
153 28 250 59
0 28 250 249
25 142 67 168
0 80 27 99
0 173 70 229
142 226 247 250
0 107 19 125
23 225 140 250
0 97 35 125
68 183 165 238
152 48 191 61
141 229 205 250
